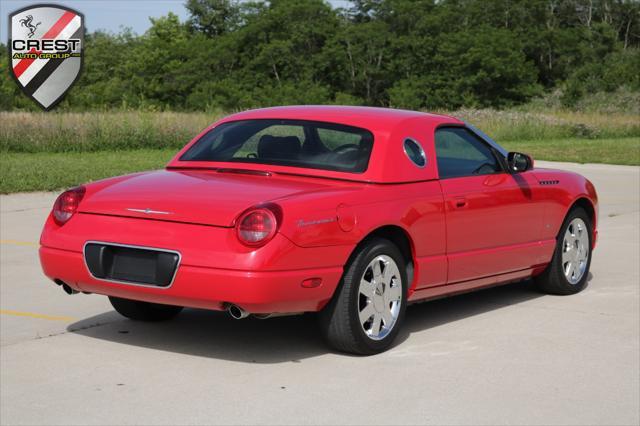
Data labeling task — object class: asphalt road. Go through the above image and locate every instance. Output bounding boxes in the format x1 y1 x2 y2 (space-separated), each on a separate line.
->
1 161 638 426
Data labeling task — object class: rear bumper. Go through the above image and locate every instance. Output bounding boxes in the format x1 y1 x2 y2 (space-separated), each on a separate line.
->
40 246 343 313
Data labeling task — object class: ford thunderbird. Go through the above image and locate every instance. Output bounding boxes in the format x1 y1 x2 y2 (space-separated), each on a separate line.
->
39 106 598 354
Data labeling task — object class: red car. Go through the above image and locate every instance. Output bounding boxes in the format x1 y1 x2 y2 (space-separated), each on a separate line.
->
39 106 598 354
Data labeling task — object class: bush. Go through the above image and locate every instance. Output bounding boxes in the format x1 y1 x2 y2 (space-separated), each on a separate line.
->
561 48 640 106
389 27 541 110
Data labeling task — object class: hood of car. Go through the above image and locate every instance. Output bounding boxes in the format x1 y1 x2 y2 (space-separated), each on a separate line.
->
78 169 334 227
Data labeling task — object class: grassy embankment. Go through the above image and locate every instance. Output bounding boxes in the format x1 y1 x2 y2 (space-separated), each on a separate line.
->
1 109 638 193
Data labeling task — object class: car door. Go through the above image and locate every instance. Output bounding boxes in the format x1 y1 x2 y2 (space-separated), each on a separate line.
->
435 126 545 283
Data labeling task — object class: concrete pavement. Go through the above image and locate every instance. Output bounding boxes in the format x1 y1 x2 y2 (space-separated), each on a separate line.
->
1 161 638 425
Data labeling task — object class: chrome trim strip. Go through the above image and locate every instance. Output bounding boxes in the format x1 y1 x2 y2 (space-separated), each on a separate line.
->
82 241 182 289
126 208 172 215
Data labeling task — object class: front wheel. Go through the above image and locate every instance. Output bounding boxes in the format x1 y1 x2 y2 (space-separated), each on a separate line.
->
109 296 183 321
534 207 593 295
319 238 408 355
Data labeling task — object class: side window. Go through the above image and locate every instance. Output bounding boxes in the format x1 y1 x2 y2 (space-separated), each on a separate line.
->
435 127 501 179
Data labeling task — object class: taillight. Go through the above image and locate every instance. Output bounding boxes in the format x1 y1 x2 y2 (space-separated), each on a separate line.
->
52 186 85 226
236 205 281 247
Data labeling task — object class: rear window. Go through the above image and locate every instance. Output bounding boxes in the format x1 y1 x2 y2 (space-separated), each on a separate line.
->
180 119 374 173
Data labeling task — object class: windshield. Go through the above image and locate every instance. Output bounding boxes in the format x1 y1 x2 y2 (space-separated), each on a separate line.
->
180 119 374 173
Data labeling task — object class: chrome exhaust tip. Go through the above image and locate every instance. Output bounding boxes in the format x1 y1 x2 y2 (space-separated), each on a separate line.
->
227 304 249 320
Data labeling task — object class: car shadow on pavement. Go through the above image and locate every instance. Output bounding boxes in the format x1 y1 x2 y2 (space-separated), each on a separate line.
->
67 276 591 363
400 273 592 342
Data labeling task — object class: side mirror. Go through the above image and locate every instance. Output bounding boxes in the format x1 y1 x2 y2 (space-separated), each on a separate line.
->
507 152 533 173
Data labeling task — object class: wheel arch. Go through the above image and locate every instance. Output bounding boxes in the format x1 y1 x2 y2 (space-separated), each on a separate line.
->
567 197 597 231
562 196 597 249
344 225 416 290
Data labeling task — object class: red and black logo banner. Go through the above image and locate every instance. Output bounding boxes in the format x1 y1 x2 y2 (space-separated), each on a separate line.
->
9 4 84 110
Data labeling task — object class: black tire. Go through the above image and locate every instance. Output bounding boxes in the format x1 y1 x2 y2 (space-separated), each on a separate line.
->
534 207 593 295
319 238 408 355
108 296 183 321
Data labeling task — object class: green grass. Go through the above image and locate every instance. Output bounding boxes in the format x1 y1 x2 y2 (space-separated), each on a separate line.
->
451 109 640 140
1 138 637 193
0 149 175 193
2 110 639 153
502 137 640 166
0 111 217 153
1 110 638 193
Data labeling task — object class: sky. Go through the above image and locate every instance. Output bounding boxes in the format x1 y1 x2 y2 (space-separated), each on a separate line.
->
1 0 351 42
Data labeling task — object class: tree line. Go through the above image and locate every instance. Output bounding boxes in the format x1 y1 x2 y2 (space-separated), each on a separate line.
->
1 0 638 111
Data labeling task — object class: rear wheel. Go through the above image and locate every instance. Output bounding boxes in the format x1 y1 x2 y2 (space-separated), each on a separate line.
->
535 207 592 295
319 238 407 355
109 296 183 321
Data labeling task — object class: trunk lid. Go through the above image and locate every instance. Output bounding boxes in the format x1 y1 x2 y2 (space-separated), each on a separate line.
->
79 169 334 227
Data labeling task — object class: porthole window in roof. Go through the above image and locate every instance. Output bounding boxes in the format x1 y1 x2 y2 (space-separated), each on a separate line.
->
403 138 426 168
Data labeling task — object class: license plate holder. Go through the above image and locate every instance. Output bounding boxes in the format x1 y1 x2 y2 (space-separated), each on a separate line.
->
84 242 180 287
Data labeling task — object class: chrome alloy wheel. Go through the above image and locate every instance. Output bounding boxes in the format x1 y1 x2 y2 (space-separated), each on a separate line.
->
562 218 590 284
358 255 402 340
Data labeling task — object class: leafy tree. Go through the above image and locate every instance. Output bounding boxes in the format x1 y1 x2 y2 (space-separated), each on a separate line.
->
389 27 541 109
326 19 392 104
124 13 202 109
63 30 139 108
562 47 640 105
185 0 241 36
1 0 638 111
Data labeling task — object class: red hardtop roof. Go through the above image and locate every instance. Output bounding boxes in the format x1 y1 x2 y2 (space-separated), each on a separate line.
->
168 106 464 183
220 105 462 131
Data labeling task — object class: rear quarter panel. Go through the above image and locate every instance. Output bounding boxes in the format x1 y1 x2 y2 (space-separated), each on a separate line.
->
276 181 447 290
